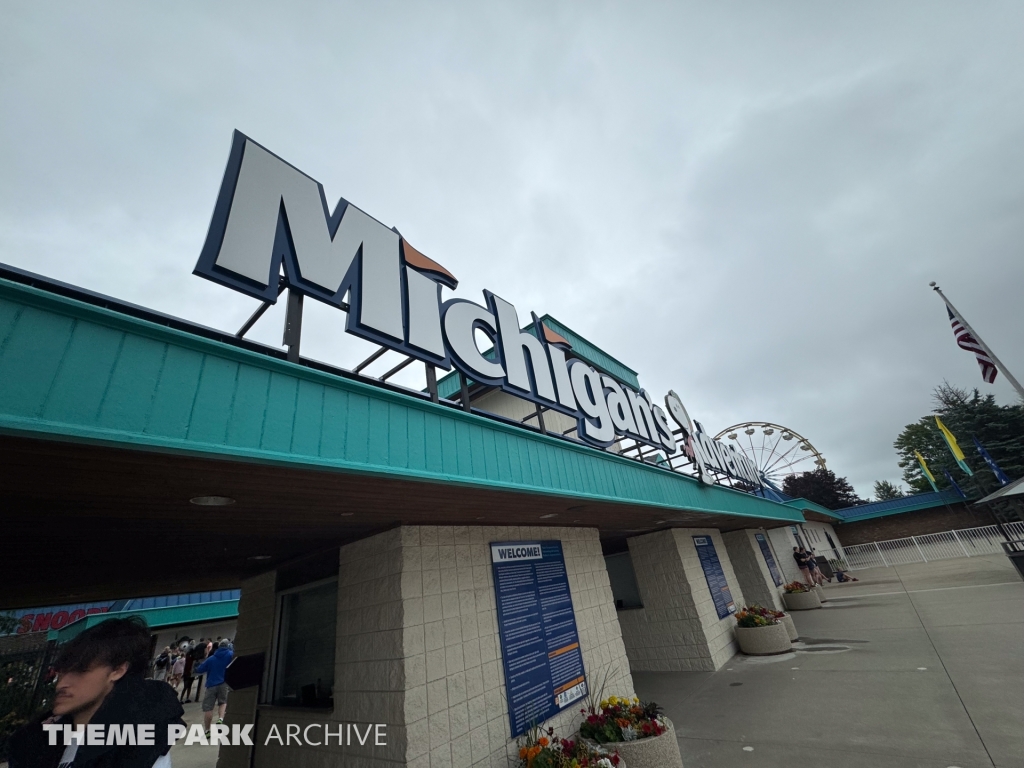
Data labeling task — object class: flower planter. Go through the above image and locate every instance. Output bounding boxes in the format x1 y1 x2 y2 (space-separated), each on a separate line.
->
813 585 828 603
779 613 798 642
783 590 821 611
597 718 684 768
735 623 792 655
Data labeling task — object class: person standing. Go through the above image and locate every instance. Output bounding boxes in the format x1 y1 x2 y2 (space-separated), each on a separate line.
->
191 637 208 702
792 547 814 587
169 651 185 691
7 617 184 768
153 646 171 683
194 639 233 736
804 548 827 585
180 642 197 703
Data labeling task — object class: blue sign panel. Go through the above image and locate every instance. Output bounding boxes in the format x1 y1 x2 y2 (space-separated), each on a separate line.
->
491 541 587 738
755 533 784 586
692 536 736 620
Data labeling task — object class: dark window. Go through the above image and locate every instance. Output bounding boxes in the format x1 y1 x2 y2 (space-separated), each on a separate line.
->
605 552 644 609
271 578 337 708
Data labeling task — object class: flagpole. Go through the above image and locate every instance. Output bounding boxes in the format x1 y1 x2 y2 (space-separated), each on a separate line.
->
930 282 1024 402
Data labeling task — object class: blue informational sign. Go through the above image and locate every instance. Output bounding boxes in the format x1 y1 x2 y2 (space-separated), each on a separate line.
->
692 536 736 620
755 533 784 586
491 541 587 738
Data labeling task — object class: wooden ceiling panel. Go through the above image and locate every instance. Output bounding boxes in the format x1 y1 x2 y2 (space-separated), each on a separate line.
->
0 435 782 608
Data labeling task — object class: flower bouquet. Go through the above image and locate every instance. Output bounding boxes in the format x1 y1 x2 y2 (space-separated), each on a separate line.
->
578 696 683 768
734 605 781 627
782 581 821 611
580 696 666 744
733 604 792 654
516 725 621 768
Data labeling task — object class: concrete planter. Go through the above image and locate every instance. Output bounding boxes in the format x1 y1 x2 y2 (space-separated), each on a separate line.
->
779 613 798 642
783 590 821 611
735 623 793 655
813 585 828 603
593 718 684 768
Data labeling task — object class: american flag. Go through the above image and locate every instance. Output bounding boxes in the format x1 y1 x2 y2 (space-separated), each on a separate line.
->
947 306 997 383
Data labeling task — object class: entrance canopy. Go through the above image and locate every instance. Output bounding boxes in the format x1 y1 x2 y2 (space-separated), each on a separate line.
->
0 267 804 608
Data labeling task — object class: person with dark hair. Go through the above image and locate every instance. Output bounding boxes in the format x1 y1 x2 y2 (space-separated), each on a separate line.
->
792 546 814 587
190 638 208 702
802 548 827 585
7 617 185 768
179 643 197 704
152 647 170 683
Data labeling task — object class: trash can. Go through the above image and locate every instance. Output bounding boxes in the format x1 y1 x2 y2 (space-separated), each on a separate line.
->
1002 540 1024 582
813 556 834 579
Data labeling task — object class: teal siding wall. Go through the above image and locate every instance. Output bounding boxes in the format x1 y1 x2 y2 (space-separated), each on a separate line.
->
434 314 640 398
539 315 640 388
0 277 802 523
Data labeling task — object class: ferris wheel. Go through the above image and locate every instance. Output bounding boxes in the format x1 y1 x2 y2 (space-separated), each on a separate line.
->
714 422 825 488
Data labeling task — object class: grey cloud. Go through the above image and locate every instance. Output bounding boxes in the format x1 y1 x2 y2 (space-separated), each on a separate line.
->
2 1 1022 497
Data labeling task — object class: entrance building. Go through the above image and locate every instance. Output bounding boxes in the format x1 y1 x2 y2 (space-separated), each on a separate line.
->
0 264 817 766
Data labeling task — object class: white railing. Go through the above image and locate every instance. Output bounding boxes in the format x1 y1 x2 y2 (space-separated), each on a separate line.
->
838 524 1016 570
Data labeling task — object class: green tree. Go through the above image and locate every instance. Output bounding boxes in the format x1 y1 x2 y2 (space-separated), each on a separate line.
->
894 383 1024 496
0 613 18 634
873 480 905 501
783 467 865 510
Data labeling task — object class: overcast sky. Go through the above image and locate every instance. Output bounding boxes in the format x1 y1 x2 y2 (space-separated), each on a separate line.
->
3 2 1022 498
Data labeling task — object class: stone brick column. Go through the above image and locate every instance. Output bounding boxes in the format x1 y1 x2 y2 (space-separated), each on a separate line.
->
400 525 633 768
222 525 633 768
217 571 276 768
617 528 745 672
721 529 784 612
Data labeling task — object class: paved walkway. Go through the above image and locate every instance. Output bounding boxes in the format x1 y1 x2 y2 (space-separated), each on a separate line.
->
634 553 1023 768
168 699 221 768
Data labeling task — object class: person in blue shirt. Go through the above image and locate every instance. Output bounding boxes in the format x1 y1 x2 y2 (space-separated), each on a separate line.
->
194 639 233 735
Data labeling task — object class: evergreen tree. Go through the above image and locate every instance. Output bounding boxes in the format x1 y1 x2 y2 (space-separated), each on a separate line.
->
783 467 865 509
0 612 17 634
894 383 1024 496
873 480 905 501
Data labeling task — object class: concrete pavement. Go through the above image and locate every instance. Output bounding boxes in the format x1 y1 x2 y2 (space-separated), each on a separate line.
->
635 553 1023 768
82 553 1022 767
168 699 221 768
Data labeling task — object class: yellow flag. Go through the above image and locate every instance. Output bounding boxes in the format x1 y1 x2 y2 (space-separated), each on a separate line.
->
914 450 936 482
935 417 974 476
935 417 965 461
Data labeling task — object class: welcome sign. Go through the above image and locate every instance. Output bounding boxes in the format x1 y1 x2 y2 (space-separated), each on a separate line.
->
490 541 586 736
195 131 761 485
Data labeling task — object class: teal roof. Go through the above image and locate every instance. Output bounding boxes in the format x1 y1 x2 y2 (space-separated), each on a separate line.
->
833 489 965 522
538 315 640 388
436 314 640 400
782 497 842 519
0 272 804 525
48 599 239 642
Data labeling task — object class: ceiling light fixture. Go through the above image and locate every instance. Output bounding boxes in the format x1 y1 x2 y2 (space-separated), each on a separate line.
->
247 555 273 561
189 496 235 506
539 513 558 519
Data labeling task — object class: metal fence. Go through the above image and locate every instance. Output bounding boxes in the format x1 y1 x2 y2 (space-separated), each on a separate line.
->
830 522 1024 570
0 640 59 759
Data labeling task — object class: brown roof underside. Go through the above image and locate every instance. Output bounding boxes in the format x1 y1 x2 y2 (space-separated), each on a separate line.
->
1 435 784 609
